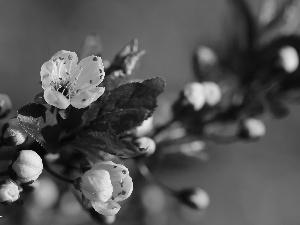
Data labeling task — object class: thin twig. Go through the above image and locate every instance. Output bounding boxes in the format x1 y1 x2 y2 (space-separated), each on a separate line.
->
42 158 74 184
137 160 175 195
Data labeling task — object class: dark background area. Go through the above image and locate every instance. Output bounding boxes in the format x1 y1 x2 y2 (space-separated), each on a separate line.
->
0 0 300 224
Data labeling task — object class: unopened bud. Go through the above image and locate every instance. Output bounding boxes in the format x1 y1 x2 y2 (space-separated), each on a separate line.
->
239 118 266 139
202 82 221 106
179 141 205 156
0 93 12 119
112 39 146 76
177 187 210 210
12 150 43 184
0 179 20 205
183 82 205 111
2 118 28 146
279 46 299 73
196 46 217 67
135 137 156 156
136 117 154 137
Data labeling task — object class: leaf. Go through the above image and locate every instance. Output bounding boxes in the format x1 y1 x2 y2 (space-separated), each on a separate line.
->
73 131 146 158
17 103 57 143
81 102 102 125
87 109 150 135
17 103 60 152
81 77 165 129
99 77 166 115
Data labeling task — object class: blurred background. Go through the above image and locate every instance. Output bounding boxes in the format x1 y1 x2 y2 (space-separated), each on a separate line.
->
1 0 300 225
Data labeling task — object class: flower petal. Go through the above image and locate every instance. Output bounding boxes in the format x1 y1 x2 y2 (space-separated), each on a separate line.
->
72 56 105 88
91 200 121 216
40 61 54 90
111 175 133 202
51 50 78 79
81 170 113 202
44 90 70 109
70 87 105 109
92 161 129 182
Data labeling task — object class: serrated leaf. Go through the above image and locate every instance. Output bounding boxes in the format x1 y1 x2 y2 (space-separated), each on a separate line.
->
81 102 102 125
81 77 165 130
17 103 57 143
73 131 145 158
87 109 150 135
99 77 166 114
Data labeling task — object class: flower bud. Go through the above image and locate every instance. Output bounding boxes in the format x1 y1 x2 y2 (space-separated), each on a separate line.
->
0 179 20 205
12 150 43 184
196 46 217 67
136 116 154 137
0 93 12 119
111 39 146 76
202 82 221 106
279 46 299 73
177 187 210 210
2 118 28 146
135 137 156 156
183 82 205 111
239 118 266 139
179 140 205 156
74 161 133 216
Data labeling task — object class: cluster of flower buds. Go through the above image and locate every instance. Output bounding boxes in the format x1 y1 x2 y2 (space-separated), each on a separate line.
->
107 39 146 76
176 187 210 210
0 150 43 205
182 81 221 111
1 118 28 146
73 161 133 216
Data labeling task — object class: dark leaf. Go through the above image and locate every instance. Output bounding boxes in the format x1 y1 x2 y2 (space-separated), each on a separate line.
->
99 77 166 115
73 131 145 158
87 109 150 135
17 103 57 144
81 101 102 125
